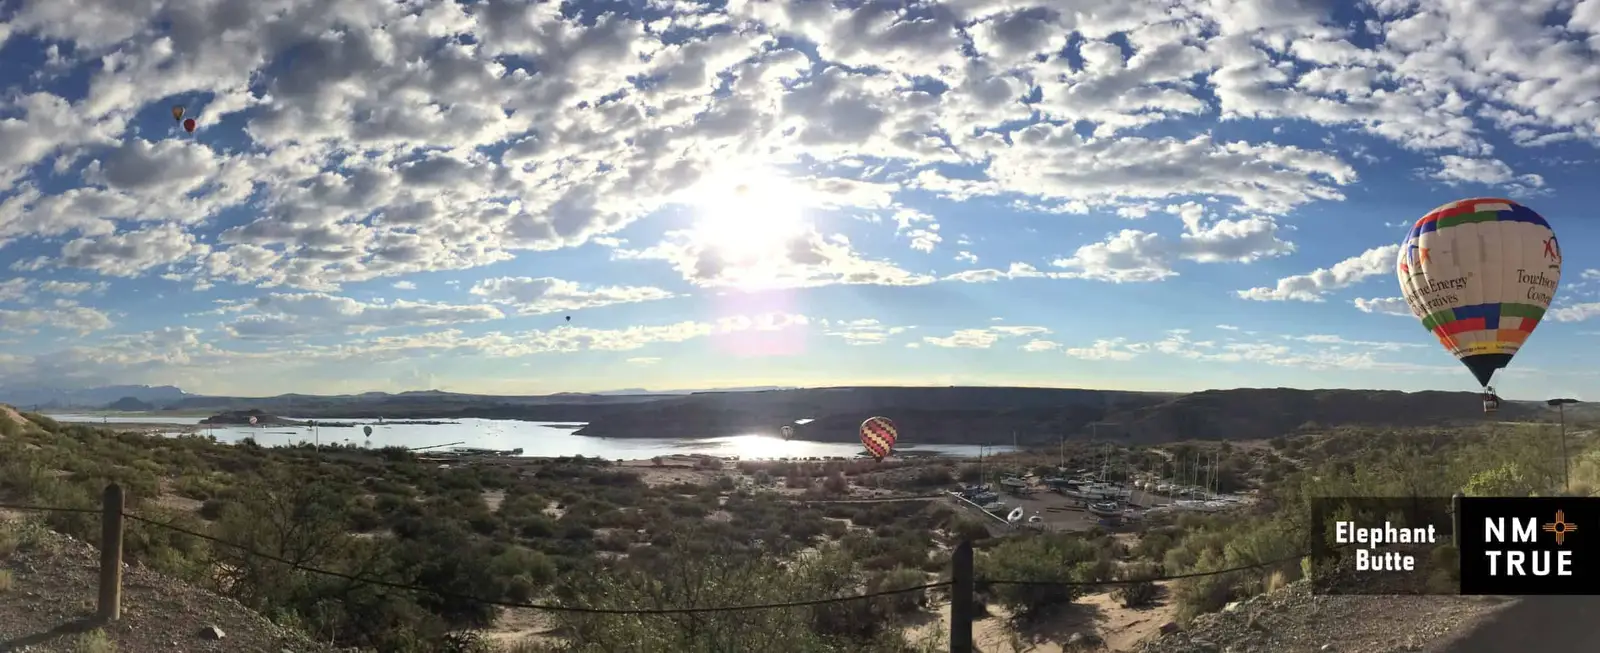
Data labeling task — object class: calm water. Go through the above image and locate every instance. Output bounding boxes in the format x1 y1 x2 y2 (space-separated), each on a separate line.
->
44 414 1009 460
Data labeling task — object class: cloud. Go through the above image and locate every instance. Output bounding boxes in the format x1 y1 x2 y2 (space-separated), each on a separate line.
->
821 319 913 346
626 357 661 366
4 0 1600 392
1065 339 1140 361
1237 245 1400 302
0 304 114 335
0 313 811 387
222 293 505 339
468 277 675 315
1550 304 1600 322
1428 156 1545 193
1354 297 1412 316
943 262 1048 284
616 228 937 290
923 325 1050 349
1064 329 1446 372
1053 205 1295 283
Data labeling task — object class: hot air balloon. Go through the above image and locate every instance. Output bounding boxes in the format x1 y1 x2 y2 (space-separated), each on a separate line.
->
780 425 793 440
1397 197 1561 414
363 425 373 437
171 105 184 121
183 118 197 133
859 416 897 461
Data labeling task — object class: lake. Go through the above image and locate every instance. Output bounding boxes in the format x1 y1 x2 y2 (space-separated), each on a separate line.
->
44 414 1011 460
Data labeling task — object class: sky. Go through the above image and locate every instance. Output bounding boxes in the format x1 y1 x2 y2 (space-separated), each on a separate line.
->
3 0 1600 400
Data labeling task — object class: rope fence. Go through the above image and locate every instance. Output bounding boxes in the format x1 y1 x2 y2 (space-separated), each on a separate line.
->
0 485 1325 652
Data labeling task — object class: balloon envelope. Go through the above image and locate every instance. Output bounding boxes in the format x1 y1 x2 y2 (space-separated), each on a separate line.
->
171 105 184 121
858 416 897 461
363 425 373 437
1396 197 1561 387
183 118 196 133
780 425 793 440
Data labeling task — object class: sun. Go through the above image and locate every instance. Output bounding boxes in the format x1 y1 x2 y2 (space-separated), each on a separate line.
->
689 169 809 260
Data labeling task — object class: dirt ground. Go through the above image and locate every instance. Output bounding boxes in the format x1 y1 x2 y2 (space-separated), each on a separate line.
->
485 607 558 648
617 457 726 487
905 587 1178 653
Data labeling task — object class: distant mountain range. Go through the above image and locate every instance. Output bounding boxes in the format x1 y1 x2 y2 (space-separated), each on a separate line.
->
0 385 190 410
588 386 794 395
2 384 1585 447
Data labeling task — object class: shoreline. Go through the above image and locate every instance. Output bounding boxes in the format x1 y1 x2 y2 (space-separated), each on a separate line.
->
47 417 996 463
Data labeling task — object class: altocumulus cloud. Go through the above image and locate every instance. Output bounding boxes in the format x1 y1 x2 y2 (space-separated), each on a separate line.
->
0 0 1598 390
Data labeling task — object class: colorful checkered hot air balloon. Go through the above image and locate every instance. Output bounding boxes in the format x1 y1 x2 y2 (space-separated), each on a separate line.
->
859 416 897 461
1397 198 1561 414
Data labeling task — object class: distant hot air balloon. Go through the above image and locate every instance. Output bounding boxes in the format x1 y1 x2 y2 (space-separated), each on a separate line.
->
859 416 897 462
183 118 197 133
565 316 571 322
780 425 793 440
248 415 258 425
1397 198 1561 414
363 425 373 437
171 105 184 121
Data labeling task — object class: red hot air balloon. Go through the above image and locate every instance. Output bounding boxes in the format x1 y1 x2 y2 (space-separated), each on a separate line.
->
859 416 898 462
183 118 197 133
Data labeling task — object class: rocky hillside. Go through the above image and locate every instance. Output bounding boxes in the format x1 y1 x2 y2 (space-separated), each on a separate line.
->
0 407 332 652
0 517 331 653
1136 581 1507 653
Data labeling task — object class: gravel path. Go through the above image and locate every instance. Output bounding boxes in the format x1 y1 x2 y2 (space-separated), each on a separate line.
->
0 521 331 653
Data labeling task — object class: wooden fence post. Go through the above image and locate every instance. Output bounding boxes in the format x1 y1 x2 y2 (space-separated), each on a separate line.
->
1450 491 1463 545
98 483 124 623
950 540 973 653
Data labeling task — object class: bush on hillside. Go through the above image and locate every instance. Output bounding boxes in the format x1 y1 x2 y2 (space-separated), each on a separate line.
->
977 534 1102 621
1465 462 1536 497
1114 563 1163 608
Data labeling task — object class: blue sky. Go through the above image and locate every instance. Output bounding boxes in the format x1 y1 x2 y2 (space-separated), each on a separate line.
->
3 0 1600 399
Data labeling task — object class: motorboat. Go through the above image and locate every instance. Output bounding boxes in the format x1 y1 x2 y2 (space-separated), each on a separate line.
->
1088 501 1123 517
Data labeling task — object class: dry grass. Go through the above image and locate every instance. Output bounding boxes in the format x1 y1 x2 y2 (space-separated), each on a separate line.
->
75 628 116 653
0 569 12 592
1266 569 1291 593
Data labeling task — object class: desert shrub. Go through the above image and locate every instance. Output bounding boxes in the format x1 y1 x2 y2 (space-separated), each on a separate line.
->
977 534 1100 621
1114 563 1163 608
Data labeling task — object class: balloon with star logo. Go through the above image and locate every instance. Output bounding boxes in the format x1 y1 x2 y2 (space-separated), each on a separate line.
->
1395 198 1561 413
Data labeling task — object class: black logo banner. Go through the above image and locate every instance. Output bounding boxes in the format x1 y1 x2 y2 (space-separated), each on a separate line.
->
1458 497 1599 595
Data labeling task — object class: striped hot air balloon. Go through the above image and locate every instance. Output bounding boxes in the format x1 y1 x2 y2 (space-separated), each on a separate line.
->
859 416 897 461
780 425 793 440
1397 197 1561 414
